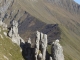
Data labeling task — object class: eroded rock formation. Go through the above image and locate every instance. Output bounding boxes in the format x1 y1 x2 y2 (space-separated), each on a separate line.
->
35 31 48 60
8 20 25 45
22 31 64 60
35 31 40 60
51 39 64 60
41 34 47 60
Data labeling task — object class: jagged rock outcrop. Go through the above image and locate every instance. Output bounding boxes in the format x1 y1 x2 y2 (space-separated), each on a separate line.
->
8 20 25 45
35 31 41 60
35 31 48 60
51 39 64 60
41 33 48 60
22 31 64 60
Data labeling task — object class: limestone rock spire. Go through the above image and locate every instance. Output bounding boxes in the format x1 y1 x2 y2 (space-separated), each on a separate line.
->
21 31 65 60
8 20 25 45
41 33 48 60
35 31 40 60
51 39 64 60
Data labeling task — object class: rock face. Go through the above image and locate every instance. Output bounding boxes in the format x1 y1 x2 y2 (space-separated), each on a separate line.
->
41 33 47 60
51 39 64 60
35 31 48 60
22 31 64 60
0 0 12 29
22 38 35 60
35 31 40 60
8 20 25 45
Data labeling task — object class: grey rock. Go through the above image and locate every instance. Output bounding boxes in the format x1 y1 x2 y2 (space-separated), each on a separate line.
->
27 38 31 44
8 20 25 45
50 56 53 60
35 31 40 60
51 39 64 60
41 34 47 60
38 53 42 60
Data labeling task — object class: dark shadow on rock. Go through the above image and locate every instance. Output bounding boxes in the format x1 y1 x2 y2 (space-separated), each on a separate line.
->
46 50 51 60
20 40 35 60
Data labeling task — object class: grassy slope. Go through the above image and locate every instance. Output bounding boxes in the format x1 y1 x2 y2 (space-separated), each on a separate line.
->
60 25 80 60
8 0 80 60
0 27 23 60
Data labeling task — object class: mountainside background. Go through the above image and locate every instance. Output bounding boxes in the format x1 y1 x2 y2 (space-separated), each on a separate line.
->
1 0 80 60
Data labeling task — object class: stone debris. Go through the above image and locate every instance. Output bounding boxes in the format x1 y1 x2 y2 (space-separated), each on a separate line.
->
9 53 12 56
3 32 7 36
0 34 3 39
3 55 9 60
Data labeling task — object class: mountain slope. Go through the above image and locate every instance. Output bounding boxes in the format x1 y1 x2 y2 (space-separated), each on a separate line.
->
1 0 80 60
0 26 23 60
16 0 80 60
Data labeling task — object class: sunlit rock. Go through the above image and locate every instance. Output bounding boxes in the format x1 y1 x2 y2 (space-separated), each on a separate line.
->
50 56 53 60
51 39 64 60
8 20 25 45
41 34 48 60
27 38 31 44
35 31 40 60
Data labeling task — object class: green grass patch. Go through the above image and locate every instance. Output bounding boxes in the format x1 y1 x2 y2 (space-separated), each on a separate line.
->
0 27 24 60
